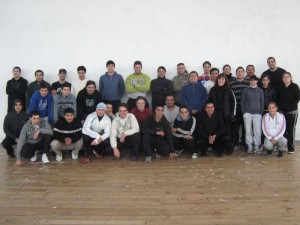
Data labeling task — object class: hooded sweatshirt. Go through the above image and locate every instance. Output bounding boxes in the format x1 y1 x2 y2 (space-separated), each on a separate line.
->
76 89 102 120
29 90 53 123
52 92 77 122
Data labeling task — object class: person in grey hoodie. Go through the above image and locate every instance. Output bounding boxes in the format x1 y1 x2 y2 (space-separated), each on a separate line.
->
52 83 77 123
241 75 264 154
14 110 53 167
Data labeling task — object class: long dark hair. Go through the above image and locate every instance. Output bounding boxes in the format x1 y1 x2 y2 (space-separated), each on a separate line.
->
213 73 231 90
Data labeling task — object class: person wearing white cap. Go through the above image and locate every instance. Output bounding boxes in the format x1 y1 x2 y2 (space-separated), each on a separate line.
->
81 102 112 163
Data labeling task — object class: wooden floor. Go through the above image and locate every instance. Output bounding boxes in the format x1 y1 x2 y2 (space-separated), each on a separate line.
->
0 146 300 225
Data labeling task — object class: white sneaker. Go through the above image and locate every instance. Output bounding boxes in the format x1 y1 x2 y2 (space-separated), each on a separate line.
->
247 148 253 154
42 153 49 163
145 156 152 163
254 146 262 154
30 152 38 162
273 145 278 152
192 153 198 159
72 151 78 160
155 153 162 159
56 153 62 162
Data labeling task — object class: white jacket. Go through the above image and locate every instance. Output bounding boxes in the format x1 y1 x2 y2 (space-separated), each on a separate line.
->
262 112 286 141
82 112 111 141
110 113 139 148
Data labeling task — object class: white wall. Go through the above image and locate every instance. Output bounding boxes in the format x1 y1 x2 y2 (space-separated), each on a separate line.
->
1 0 300 140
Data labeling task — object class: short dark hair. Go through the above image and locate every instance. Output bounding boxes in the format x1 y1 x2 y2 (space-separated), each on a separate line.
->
246 65 255 70
136 96 147 104
267 57 276 62
236 67 245 72
177 63 185 67
29 110 40 117
59 69 67 74
155 105 164 110
157 66 166 72
106 60 115 67
63 107 75 115
85 80 96 88
39 82 48 90
202 61 211 67
61 83 71 89
210 68 219 74
118 103 129 111
205 101 215 108
13 66 21 72
35 69 44 76
223 64 231 70
77 66 86 73
179 106 189 112
134 61 142 67
189 71 199 76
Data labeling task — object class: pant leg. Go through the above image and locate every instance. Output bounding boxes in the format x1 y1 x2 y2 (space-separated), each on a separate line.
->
196 137 209 154
214 135 231 155
124 133 141 157
183 138 197 154
243 113 254 148
263 138 273 150
50 139 63 155
232 111 245 146
143 133 153 156
252 114 262 146
95 138 111 154
2 136 16 156
37 134 52 155
20 143 37 158
82 134 94 157
284 113 298 150
152 136 170 156
73 139 83 155
277 137 287 151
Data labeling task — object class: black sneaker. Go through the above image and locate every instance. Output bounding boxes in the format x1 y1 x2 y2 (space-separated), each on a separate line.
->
267 150 272 155
277 151 283 157
288 148 294 154
200 151 207 157
131 156 139 161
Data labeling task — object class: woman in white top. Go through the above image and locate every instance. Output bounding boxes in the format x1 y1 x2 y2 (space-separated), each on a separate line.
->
262 102 287 157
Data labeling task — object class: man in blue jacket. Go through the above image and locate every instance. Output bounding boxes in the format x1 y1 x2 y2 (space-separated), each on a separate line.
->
99 60 124 114
29 82 53 124
180 71 207 117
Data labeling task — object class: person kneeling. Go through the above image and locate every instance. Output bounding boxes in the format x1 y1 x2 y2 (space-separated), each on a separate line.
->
262 102 287 157
50 108 82 161
15 110 53 166
81 103 112 163
195 101 231 157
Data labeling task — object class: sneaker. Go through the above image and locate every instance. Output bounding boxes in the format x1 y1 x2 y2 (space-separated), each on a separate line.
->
254 146 262 154
273 145 278 152
155 153 162 159
131 156 139 161
145 156 152 163
200 151 207 157
278 151 283 157
93 150 104 159
175 149 183 157
288 148 294 154
191 153 198 159
42 153 50 163
56 153 62 162
247 148 253 154
267 150 272 155
72 151 78 160
233 145 240 151
80 157 90 164
30 151 38 162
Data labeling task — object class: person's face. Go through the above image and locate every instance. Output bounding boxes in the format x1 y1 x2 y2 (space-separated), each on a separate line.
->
35 72 44 82
179 108 189 121
236 69 245 79
205 103 215 116
118 106 128 119
250 79 258 87
106 104 113 114
268 103 278 116
166 96 175 107
13 68 21 79
223 66 231 75
86 84 95 95
58 72 66 81
282 74 291 85
157 69 166 78
155 106 164 118
246 66 255 76
61 87 71 97
210 70 219 82
136 99 145 111
203 64 211 74
107 64 115 74
96 108 105 117
189 73 198 84
78 70 86 80
64 112 75 123
177 65 186 75
134 65 142 74
39 88 48 97
30 115 40 126
267 59 276 70
261 77 270 88
217 77 226 87
14 102 22 113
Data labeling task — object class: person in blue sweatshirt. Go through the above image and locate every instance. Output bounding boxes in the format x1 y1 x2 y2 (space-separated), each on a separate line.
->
180 71 207 117
29 82 53 124
99 60 124 114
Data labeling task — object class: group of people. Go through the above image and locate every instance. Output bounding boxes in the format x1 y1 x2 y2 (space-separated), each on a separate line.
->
2 57 299 166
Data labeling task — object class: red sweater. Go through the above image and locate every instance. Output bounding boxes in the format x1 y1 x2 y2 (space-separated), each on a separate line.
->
130 107 153 129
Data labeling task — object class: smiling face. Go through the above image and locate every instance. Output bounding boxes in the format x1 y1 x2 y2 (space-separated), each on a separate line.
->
236 68 245 79
282 73 292 85
78 70 86 80
267 58 276 71
118 106 128 119
217 77 226 87
136 99 146 112
35 72 44 82
205 103 215 116
189 72 198 84
179 107 189 121
165 96 175 108
223 66 231 75
268 103 278 117
157 69 166 78
203 63 211 74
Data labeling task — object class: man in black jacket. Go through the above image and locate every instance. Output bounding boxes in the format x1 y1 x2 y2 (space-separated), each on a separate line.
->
142 105 175 162
50 108 82 161
2 99 28 158
195 101 231 157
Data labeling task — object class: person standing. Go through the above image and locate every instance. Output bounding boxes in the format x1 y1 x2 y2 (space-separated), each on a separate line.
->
73 66 89 97
99 60 124 114
150 66 173 110
6 66 28 112
262 57 286 90
2 99 28 158
203 68 219 94
276 72 300 153
125 61 150 110
172 63 189 104
198 61 211 84
51 69 71 96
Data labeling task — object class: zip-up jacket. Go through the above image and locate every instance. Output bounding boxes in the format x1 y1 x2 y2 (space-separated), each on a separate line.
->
29 90 53 123
53 117 82 143
172 115 196 138
262 112 286 141
99 72 124 101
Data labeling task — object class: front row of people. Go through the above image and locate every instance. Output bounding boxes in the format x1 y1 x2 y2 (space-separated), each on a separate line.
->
2 97 288 166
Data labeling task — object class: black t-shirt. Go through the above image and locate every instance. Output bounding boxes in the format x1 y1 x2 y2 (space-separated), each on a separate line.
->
51 81 72 93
